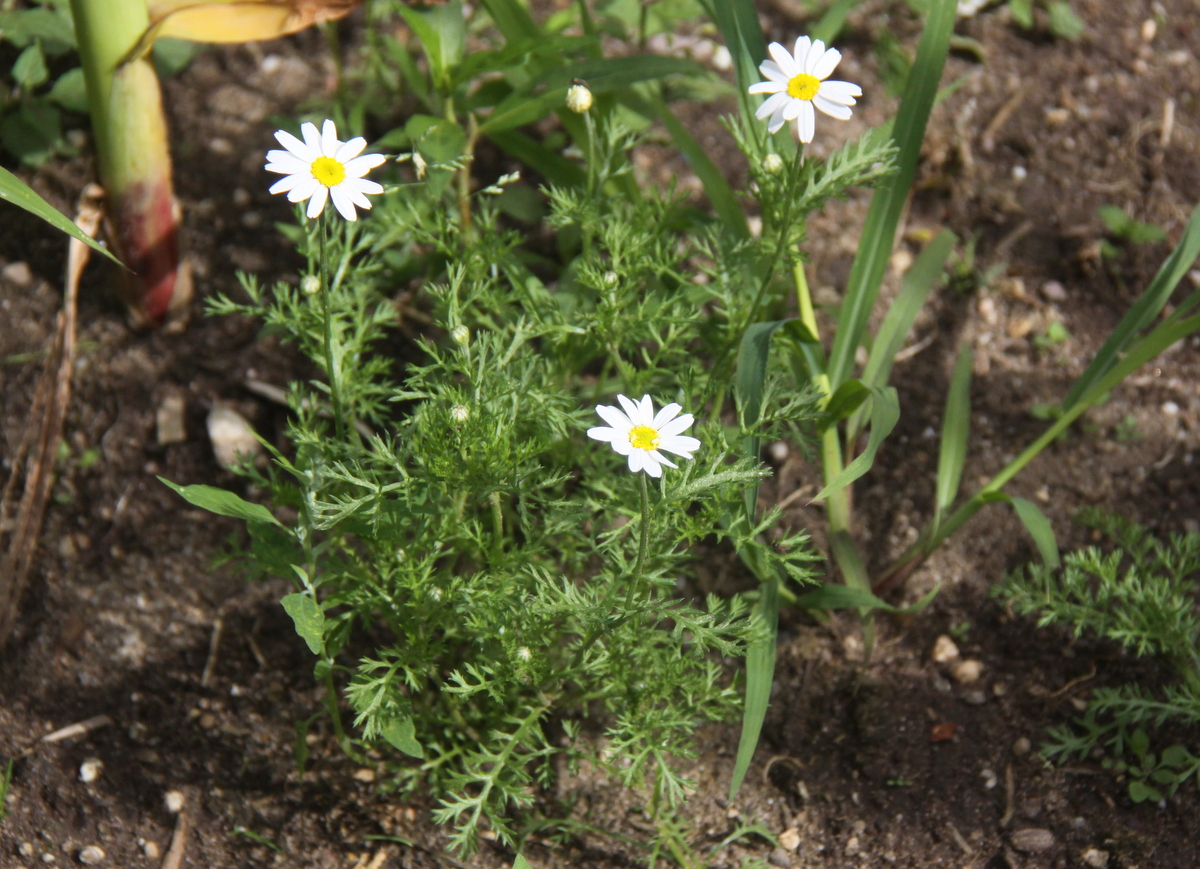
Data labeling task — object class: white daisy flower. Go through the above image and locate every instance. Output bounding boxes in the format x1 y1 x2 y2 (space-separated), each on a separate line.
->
748 37 863 142
587 394 701 478
265 119 386 221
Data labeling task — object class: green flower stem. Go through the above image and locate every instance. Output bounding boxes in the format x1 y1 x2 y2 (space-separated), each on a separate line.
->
624 471 651 612
489 491 505 561
318 213 345 441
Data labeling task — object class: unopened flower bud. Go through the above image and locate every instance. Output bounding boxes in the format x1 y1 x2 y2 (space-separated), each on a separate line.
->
301 274 321 295
566 83 593 114
762 153 785 175
602 271 619 289
516 647 531 662
451 325 470 346
451 404 470 423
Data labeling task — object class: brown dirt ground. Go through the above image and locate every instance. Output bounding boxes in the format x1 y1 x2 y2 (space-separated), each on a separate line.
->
2 1 1199 867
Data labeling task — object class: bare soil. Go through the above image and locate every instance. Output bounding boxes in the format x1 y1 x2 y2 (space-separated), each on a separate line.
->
2 1 1199 867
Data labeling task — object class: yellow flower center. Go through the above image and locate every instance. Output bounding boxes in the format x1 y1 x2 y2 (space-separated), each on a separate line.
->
311 155 346 188
787 73 821 101
629 425 660 451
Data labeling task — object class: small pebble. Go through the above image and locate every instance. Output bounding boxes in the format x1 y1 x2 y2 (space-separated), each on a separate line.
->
845 835 861 856
1013 736 1032 756
1011 165 1027 181
19 842 35 857
79 758 103 783
769 441 789 463
962 689 988 706
353 768 376 783
981 768 998 789
2 261 33 286
42 854 56 864
1041 280 1068 301
951 659 983 684
164 790 185 813
207 405 262 470
79 846 106 865
1081 847 1110 868
141 841 160 860
1140 18 1156 41
768 846 792 867
1162 401 1179 416
1010 828 1055 853
779 827 800 851
932 635 960 664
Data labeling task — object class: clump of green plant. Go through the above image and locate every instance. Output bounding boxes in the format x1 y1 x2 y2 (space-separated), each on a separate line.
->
997 509 1200 803
1008 0 1085 40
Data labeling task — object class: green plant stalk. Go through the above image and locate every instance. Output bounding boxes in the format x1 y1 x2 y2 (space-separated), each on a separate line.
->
318 214 346 441
624 472 651 612
876 309 1200 593
69 0 187 324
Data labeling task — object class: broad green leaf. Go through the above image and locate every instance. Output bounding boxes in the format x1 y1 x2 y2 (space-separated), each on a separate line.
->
825 0 956 390
1009 0 1033 27
0 166 121 264
248 521 299 577
0 8 76 52
1131 728 1150 757
381 716 424 759
1063 201 1200 412
47 68 89 112
819 378 869 432
485 129 586 187
1127 780 1159 804
1047 1 1084 40
513 856 534 869
396 4 445 84
407 115 467 162
934 345 972 516
280 592 324 655
158 477 282 526
477 0 537 41
1162 745 1189 767
1008 496 1059 569
811 385 899 502
0 101 61 165
13 42 49 88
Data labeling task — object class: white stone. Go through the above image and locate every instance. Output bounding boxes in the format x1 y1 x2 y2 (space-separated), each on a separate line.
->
79 846 106 865
952 659 984 684
932 635 960 664
79 758 102 783
207 405 261 471
164 790 185 813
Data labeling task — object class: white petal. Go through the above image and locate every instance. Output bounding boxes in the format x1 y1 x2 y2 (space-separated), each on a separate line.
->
642 453 663 478
268 173 304 194
796 100 815 143
811 46 842 80
616 394 641 422
652 402 681 428
648 450 677 469
818 80 862 105
628 450 644 474
340 182 375 210
768 105 789 134
755 91 792 121
320 119 340 157
306 185 329 218
287 177 320 203
344 153 386 177
330 186 358 221
335 136 367 163
587 426 618 442
637 395 654 425
767 42 798 78
749 80 786 95
346 177 384 196
814 94 853 120
805 39 827 75
274 129 314 162
300 122 322 155
610 437 633 455
657 414 694 438
758 59 789 83
793 36 812 69
660 434 701 457
783 98 804 121
596 404 633 432
265 151 310 175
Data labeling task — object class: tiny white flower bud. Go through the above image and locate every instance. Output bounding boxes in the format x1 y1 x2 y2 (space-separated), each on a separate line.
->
602 271 619 289
566 83 593 114
395 547 407 562
451 325 470 346
516 647 531 661
762 153 785 175
301 274 321 295
451 404 470 423
429 587 442 601
412 151 427 180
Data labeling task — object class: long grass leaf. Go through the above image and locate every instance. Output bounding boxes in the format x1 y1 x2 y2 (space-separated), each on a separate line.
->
1062 201 1200 412
812 385 899 502
825 0 956 389
811 0 860 44
484 130 586 186
1007 496 1060 569
728 566 778 801
476 0 537 41
935 345 972 517
735 320 785 521
0 166 122 265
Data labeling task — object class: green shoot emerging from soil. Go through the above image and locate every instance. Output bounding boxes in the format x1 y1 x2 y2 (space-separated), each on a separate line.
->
997 509 1200 803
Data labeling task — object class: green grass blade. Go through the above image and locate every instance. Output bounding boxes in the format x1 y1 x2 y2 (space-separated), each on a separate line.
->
484 130 586 186
728 565 778 802
935 345 973 517
1 166 122 265
1062 200 1200 412
644 89 749 238
825 0 956 390
700 0 766 115
796 581 939 614
812 385 899 502
477 0 538 41
735 320 785 521
1007 496 1060 569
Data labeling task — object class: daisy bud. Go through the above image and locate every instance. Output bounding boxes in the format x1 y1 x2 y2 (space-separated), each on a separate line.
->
602 271 619 289
516 647 531 662
566 83 594 114
762 153 785 174
451 325 470 346
301 275 321 295
451 404 470 423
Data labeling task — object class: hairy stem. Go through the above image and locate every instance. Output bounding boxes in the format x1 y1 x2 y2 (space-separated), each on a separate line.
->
319 214 345 441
